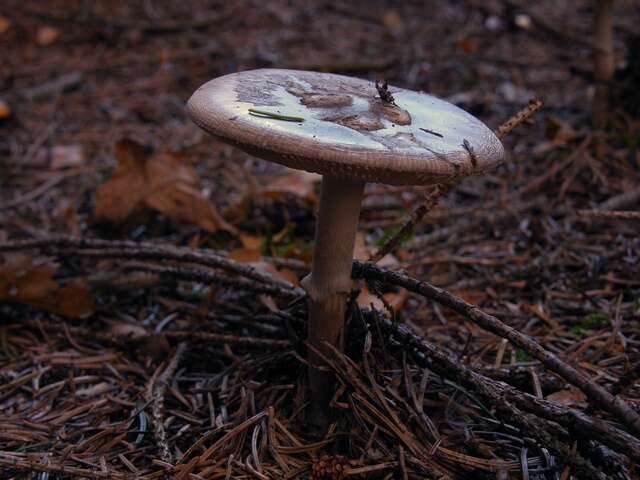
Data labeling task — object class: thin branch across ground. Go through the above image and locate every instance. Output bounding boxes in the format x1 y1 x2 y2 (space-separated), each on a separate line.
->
1 235 638 478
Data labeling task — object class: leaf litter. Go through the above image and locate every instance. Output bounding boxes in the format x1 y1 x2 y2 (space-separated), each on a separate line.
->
94 138 236 233
1 1 640 479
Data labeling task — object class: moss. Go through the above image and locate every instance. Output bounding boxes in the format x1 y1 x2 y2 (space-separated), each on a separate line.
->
570 311 609 334
375 225 414 249
515 348 533 362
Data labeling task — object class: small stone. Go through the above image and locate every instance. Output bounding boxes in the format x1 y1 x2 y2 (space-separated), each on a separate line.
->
50 145 85 169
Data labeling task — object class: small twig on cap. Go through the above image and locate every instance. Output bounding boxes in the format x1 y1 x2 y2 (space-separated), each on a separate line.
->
375 79 396 105
462 139 478 167
494 98 543 139
419 127 443 138
248 108 305 123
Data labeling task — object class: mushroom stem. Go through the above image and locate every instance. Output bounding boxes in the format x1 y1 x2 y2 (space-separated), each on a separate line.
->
301 175 365 426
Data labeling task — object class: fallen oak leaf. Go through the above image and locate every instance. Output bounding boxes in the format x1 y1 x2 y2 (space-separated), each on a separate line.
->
36 25 60 46
0 255 94 318
94 139 148 223
239 233 264 250
0 17 11 34
546 386 587 407
356 284 408 311
261 170 320 203
94 139 235 233
227 248 299 311
145 177 235 233
229 248 300 287
0 99 11 120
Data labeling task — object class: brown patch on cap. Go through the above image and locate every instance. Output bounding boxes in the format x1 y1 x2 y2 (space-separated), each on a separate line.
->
326 114 383 132
299 93 353 109
188 68 505 186
372 102 412 126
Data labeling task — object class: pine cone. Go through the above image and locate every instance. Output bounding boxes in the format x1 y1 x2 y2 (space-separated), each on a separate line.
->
310 455 348 480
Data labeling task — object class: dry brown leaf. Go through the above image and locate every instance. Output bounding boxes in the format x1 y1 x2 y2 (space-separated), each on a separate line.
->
229 248 263 263
259 295 279 312
36 26 60 46
0 99 11 119
94 139 147 223
229 248 299 286
0 255 94 318
262 171 320 203
145 180 232 232
453 290 488 305
94 139 235 232
382 9 403 31
356 285 408 311
239 233 264 250
546 386 587 406
354 232 398 267
0 17 11 34
545 115 577 145
276 268 299 287
456 37 477 54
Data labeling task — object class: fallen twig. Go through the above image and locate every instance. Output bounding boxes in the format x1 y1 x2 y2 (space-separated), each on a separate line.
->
597 186 640 210
0 452 130 479
370 312 640 466
494 99 543 139
0 236 303 296
0 169 91 211
121 262 299 300
352 261 640 437
576 209 640 221
166 331 290 349
369 183 453 263
150 342 187 466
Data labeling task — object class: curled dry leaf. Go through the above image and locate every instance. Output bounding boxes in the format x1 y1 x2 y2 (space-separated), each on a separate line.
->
109 322 149 340
228 248 300 287
94 139 235 233
354 232 398 267
0 255 94 318
546 385 587 407
382 9 403 31
228 248 300 310
545 115 578 145
0 17 11 34
261 170 321 203
0 99 11 120
239 233 264 250
356 285 408 311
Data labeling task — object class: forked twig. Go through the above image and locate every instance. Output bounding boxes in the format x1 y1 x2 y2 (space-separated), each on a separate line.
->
494 98 543 139
369 183 453 263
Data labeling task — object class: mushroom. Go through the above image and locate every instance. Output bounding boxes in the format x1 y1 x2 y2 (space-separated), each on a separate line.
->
187 69 504 426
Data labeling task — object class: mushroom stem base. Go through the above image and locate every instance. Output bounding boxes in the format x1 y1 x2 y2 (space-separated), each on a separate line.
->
302 175 365 428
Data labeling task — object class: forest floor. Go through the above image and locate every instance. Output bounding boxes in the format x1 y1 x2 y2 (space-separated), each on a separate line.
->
0 1 639 479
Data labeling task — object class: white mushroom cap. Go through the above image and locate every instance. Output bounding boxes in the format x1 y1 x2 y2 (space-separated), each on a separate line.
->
188 68 503 185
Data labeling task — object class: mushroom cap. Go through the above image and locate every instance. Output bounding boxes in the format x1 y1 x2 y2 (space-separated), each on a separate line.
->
188 69 504 185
